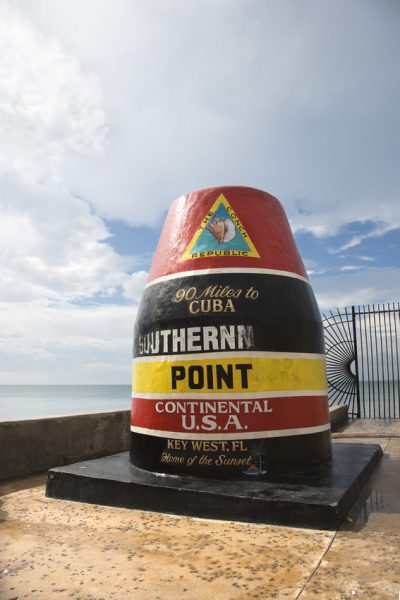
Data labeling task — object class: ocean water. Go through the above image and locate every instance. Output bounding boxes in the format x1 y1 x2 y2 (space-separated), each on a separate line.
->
330 380 400 418
1 383 399 421
0 385 131 420
358 380 400 418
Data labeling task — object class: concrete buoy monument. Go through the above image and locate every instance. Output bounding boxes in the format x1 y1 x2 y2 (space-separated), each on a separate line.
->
46 185 382 530
131 186 331 477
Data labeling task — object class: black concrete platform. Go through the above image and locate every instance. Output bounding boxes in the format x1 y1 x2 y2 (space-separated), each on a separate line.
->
46 443 382 530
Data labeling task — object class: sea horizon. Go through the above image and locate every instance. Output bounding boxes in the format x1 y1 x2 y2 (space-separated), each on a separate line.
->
0 384 131 420
1 381 399 420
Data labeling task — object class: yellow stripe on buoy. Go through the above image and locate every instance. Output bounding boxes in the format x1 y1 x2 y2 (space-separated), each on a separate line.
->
132 353 327 395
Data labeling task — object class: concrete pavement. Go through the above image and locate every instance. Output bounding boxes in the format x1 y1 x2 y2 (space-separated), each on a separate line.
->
1 418 399 599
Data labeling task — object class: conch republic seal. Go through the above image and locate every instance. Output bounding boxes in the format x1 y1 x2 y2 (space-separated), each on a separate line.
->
131 186 331 477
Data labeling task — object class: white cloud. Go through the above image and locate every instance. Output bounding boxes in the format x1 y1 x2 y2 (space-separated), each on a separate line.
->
122 271 148 301
303 258 330 276
0 4 144 383
0 178 138 303
338 223 398 251
357 255 376 262
21 0 400 235
339 265 363 272
0 2 107 183
312 267 400 312
0 302 137 383
0 177 145 382
307 268 329 276
302 258 318 270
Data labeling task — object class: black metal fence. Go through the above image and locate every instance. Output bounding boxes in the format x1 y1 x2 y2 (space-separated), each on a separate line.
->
322 303 400 418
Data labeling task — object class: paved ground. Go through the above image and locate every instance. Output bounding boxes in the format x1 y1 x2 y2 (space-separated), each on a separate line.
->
1 419 399 600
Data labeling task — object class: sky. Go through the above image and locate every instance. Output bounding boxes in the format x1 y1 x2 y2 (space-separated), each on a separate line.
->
0 0 399 384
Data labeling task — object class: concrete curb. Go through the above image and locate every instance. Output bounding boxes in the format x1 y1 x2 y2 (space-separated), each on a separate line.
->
329 404 349 431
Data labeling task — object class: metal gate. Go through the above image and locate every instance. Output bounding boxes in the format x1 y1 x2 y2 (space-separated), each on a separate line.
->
322 303 400 418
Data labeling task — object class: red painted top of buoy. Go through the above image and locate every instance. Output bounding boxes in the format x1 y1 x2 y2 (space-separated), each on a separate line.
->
147 186 307 283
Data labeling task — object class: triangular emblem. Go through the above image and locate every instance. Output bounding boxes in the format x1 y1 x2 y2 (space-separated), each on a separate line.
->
181 193 260 260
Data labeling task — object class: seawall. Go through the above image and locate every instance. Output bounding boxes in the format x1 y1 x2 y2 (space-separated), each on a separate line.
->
0 409 130 480
0 405 348 480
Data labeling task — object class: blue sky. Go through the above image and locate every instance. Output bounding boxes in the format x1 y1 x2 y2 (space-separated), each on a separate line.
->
0 0 399 383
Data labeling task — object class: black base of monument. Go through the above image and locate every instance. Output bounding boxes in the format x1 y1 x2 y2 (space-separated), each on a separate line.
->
46 443 382 530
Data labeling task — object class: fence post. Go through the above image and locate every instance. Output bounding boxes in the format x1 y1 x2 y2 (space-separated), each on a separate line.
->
351 305 361 418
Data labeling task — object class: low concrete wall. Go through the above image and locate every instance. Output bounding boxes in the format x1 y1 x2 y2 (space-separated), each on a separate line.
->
0 410 130 481
329 404 349 431
0 405 348 481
